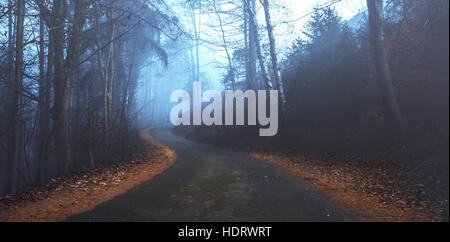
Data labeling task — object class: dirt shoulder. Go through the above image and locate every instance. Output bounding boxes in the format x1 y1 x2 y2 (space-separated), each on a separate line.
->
67 127 357 222
244 152 447 222
173 126 447 222
0 129 176 222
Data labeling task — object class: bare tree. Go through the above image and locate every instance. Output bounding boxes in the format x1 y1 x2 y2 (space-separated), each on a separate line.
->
367 0 406 141
8 0 25 193
96 0 117 165
245 0 258 89
51 0 71 175
243 0 249 87
209 0 236 90
186 0 202 83
245 0 270 89
36 4 50 185
260 0 286 105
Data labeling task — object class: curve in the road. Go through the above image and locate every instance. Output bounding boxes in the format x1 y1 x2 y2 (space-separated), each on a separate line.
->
67 127 356 222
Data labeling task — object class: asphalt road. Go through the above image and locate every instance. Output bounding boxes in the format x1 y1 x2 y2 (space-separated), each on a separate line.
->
67 127 356 222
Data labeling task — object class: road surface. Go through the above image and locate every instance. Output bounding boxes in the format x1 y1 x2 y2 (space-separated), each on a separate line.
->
67 127 356 222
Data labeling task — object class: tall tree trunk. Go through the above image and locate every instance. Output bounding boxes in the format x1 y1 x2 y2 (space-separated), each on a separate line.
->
246 0 257 89
190 9 196 83
213 1 235 90
261 0 287 105
36 6 50 185
189 1 201 83
67 0 85 169
243 0 250 88
72 0 84 142
9 0 25 193
123 45 137 121
53 0 71 175
7 0 14 86
245 0 270 89
196 0 201 83
118 40 129 130
5 0 14 190
95 1 116 165
367 0 406 142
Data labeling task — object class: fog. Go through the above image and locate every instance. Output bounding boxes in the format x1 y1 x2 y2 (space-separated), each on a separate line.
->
135 0 366 125
1 0 447 209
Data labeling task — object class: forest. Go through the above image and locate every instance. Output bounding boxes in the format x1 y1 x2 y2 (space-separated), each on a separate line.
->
0 0 182 194
0 0 448 222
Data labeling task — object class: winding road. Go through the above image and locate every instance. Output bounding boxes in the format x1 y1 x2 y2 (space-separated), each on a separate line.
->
67 127 356 222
